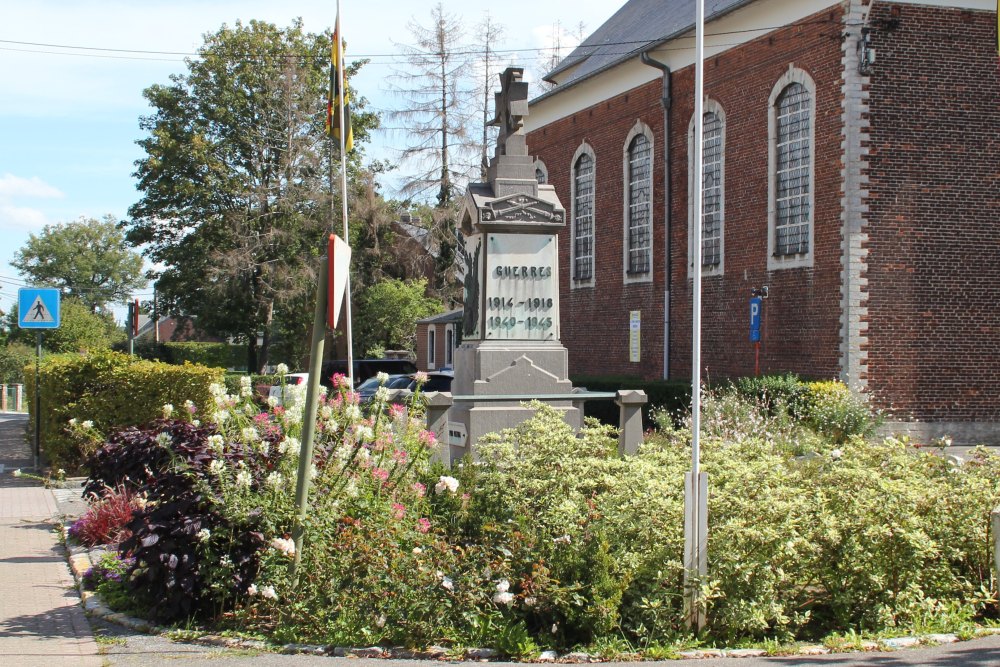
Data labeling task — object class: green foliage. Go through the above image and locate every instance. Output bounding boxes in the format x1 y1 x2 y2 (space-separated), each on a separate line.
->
125 19 378 372
570 375 691 428
6 298 125 354
354 278 444 353
27 350 222 470
732 373 810 416
803 380 881 443
70 380 1000 650
11 215 145 311
0 342 34 384
162 342 239 368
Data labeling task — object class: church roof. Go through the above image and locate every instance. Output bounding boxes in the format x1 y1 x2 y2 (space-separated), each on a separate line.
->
544 0 754 91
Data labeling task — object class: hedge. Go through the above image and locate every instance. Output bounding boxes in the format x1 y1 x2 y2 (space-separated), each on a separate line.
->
26 350 223 471
570 375 692 429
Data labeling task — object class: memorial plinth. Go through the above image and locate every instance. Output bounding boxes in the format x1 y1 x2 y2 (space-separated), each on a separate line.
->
451 67 578 459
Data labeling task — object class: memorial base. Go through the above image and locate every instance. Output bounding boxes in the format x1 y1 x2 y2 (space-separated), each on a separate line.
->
450 340 580 459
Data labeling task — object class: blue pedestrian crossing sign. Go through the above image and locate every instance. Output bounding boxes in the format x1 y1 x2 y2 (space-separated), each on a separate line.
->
18 288 61 329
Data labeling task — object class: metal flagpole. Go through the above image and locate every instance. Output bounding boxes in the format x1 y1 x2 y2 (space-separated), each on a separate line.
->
335 0 355 390
684 0 709 632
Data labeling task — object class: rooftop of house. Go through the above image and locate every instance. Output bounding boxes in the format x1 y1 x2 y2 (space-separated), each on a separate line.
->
541 0 752 97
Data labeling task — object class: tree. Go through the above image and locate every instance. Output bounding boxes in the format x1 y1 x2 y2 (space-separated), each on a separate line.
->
388 3 477 206
473 12 507 179
125 20 377 373
3 298 124 354
12 216 145 312
354 278 443 354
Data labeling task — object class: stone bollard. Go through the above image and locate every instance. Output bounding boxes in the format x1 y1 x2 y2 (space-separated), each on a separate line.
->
15 384 23 412
423 392 454 466
616 389 648 456
1 385 6 412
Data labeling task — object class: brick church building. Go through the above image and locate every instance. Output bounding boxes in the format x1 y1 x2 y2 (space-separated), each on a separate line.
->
523 0 999 443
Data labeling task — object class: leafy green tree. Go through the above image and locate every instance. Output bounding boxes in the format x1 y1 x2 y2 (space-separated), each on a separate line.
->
354 278 443 353
3 298 124 354
12 215 145 312
125 20 377 373
0 342 34 385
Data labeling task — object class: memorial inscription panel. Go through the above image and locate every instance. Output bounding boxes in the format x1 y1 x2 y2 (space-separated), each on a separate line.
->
484 233 559 341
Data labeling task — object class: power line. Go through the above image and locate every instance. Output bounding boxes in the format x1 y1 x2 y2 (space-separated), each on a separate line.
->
0 18 853 65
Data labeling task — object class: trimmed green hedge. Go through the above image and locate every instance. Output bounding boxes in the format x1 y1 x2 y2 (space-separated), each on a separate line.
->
26 350 223 471
570 375 692 429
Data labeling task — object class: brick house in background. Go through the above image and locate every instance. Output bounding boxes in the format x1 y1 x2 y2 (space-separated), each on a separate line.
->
415 309 462 372
523 0 999 443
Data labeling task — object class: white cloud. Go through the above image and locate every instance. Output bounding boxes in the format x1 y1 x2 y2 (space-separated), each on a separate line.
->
0 204 49 233
0 173 64 200
0 174 61 233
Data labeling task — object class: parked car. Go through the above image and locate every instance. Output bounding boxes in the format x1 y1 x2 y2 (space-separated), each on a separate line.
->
267 372 309 406
357 373 412 402
359 371 455 402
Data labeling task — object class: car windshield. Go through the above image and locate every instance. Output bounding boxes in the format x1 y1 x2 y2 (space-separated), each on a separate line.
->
356 377 381 392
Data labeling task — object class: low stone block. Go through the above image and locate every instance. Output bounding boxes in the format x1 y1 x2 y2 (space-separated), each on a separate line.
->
728 648 767 657
465 647 497 660
883 636 919 649
537 650 558 662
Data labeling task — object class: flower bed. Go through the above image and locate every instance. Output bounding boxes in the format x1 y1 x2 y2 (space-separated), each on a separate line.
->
68 374 1000 658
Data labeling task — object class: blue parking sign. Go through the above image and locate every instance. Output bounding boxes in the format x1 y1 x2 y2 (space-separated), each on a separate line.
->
749 297 762 342
18 288 61 329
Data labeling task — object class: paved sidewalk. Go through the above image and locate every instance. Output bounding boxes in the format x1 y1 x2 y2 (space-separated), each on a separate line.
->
0 413 101 666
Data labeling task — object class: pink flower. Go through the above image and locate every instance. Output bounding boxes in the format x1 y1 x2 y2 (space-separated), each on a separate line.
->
413 371 429 385
417 430 437 448
411 482 426 498
416 517 431 533
254 412 270 424
391 502 406 520
330 373 352 390
388 403 406 419
392 449 408 465
372 467 389 482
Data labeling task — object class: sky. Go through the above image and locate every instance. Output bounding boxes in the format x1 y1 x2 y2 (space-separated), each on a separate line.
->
0 0 616 319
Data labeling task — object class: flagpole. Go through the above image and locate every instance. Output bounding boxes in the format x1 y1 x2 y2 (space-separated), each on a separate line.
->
684 0 709 632
335 0 355 390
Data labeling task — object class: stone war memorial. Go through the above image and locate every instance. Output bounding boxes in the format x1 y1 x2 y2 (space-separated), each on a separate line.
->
441 67 647 462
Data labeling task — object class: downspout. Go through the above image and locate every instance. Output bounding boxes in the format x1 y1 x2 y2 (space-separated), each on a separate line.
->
641 51 672 379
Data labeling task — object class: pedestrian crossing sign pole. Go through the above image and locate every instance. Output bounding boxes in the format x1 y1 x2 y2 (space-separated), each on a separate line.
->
17 288 61 471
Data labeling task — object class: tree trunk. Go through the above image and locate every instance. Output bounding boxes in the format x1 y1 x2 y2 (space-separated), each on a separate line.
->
247 333 258 374
258 300 274 374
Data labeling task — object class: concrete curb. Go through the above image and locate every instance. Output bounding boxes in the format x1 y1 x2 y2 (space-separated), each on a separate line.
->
60 523 1000 661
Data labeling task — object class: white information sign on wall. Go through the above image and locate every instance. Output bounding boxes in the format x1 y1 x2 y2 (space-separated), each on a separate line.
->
484 233 559 341
629 310 641 362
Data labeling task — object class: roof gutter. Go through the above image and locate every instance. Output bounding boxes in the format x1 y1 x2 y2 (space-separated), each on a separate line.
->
640 51 672 380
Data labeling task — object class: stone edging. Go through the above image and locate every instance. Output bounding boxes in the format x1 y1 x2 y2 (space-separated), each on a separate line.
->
62 524 1000 661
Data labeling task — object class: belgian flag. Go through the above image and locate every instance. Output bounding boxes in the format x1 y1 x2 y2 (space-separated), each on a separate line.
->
326 24 354 152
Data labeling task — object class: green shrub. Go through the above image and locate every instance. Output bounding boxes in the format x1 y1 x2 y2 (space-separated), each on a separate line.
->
0 342 35 385
731 373 809 416
570 375 691 429
803 380 880 443
163 342 241 368
27 350 223 471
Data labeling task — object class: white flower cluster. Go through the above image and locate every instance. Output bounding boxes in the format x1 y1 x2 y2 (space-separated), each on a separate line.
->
247 583 278 601
492 579 514 605
376 371 390 384
270 536 296 558
208 459 225 476
278 436 299 455
265 471 283 489
435 475 459 494
196 528 211 542
275 363 289 375
162 403 174 418
155 432 172 447
239 375 253 397
373 386 391 403
207 434 225 453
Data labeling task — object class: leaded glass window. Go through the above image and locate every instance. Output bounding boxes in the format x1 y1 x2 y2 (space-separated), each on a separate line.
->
573 153 594 281
701 112 722 267
627 134 652 275
774 83 811 256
